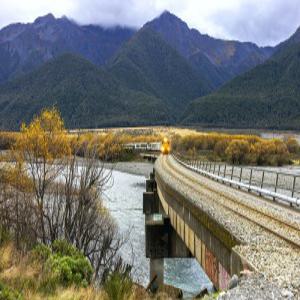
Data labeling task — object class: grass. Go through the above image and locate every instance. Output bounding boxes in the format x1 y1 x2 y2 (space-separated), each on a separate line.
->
0 242 158 300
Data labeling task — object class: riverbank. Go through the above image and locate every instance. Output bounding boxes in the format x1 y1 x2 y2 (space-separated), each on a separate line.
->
105 161 154 177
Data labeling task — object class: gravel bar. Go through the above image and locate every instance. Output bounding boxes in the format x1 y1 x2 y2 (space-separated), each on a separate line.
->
155 155 300 297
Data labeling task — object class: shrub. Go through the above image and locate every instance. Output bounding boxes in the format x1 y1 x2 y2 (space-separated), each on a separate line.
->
44 255 93 288
0 227 11 246
104 271 133 300
285 137 300 154
32 240 94 293
51 240 82 258
250 140 290 166
0 281 22 300
225 140 250 164
0 132 19 150
31 244 51 262
214 139 229 159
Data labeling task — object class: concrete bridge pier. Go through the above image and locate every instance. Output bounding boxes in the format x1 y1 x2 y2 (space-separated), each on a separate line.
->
144 170 191 291
150 258 164 289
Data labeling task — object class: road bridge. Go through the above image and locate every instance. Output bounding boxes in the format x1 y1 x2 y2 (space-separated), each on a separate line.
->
143 155 300 294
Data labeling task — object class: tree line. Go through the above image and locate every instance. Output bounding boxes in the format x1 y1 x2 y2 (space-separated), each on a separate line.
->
172 132 300 166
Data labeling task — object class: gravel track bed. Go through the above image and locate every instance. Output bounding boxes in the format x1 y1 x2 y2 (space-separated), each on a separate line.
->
171 158 300 247
216 273 291 300
174 158 300 231
155 156 300 296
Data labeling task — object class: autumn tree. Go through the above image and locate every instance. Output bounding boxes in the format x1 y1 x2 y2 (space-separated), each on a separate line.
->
225 140 250 164
0 108 126 281
11 108 71 242
285 137 300 154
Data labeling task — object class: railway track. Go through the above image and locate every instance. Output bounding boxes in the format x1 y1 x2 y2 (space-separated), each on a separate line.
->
162 155 300 249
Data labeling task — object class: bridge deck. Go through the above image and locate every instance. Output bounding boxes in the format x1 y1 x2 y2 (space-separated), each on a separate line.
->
155 155 300 295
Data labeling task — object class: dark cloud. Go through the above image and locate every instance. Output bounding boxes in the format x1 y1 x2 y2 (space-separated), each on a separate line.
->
209 0 300 46
0 0 300 46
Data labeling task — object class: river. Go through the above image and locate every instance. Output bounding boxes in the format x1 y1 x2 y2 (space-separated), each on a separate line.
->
103 168 213 298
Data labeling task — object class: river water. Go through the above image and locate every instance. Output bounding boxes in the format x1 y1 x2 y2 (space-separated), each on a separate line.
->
103 169 212 297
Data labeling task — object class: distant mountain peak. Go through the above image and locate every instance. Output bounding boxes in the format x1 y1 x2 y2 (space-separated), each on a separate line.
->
34 13 56 25
159 10 175 18
154 10 187 25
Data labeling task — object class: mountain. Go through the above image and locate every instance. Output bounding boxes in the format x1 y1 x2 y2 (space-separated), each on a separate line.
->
0 54 171 129
275 26 300 52
181 41 300 130
108 27 211 116
0 14 135 83
145 11 274 88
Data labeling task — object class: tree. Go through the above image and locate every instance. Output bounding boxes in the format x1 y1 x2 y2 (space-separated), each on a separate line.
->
285 137 300 154
1 108 127 282
11 108 71 243
225 140 250 164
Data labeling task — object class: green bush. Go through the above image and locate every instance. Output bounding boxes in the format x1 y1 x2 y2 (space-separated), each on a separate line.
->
0 227 11 246
104 271 133 300
32 240 94 293
0 282 22 300
31 244 51 262
51 240 82 258
45 254 93 288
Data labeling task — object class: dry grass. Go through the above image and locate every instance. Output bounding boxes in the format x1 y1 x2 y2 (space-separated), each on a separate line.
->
0 242 17 271
24 286 106 300
0 243 181 300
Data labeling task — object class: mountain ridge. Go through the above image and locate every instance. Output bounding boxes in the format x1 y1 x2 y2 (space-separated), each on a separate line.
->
144 11 275 88
108 26 212 116
182 41 300 130
0 14 136 83
0 53 171 129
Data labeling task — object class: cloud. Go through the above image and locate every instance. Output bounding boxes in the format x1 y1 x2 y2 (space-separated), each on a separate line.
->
0 0 300 46
205 0 300 45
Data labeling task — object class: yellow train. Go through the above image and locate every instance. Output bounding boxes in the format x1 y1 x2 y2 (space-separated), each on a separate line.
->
161 137 171 155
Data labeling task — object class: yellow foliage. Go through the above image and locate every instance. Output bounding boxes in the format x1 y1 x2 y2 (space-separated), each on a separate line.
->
172 132 296 166
14 108 71 163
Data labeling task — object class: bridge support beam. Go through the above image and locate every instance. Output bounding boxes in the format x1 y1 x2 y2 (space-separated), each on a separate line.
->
150 258 164 289
153 170 256 291
144 170 192 291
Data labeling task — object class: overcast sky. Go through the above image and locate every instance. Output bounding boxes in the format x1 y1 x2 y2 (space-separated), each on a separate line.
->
1 0 300 46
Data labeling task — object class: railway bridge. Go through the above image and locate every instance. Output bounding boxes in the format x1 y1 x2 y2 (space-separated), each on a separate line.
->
143 154 300 294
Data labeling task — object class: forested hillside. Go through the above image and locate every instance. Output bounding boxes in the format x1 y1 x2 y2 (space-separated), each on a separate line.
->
182 42 300 129
145 11 274 88
108 27 211 114
0 11 300 130
0 54 171 129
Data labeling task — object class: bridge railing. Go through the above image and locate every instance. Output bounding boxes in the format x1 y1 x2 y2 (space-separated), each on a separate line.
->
173 153 300 206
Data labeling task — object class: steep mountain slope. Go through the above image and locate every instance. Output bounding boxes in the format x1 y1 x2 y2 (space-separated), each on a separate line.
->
0 14 135 83
145 11 274 88
108 27 211 115
276 27 300 51
0 54 170 129
182 42 300 129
